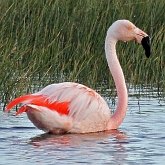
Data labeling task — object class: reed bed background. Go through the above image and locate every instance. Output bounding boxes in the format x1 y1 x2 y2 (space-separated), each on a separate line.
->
0 0 164 106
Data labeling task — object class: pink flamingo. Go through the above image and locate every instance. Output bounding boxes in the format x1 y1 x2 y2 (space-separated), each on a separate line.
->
6 20 150 134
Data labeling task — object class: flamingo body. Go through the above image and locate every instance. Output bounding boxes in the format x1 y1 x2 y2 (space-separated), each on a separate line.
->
6 82 110 133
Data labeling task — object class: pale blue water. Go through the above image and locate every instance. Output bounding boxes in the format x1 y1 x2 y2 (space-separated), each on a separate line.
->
0 89 165 165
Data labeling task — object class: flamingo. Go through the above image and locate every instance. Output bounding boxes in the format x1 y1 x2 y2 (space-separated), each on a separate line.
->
5 20 150 134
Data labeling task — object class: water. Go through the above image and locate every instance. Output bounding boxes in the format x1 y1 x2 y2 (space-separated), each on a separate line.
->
0 88 165 165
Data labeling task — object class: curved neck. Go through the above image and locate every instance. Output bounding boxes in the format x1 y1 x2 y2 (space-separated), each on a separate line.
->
105 34 128 129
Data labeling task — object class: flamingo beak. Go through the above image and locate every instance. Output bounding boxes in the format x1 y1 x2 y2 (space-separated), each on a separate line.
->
141 36 151 58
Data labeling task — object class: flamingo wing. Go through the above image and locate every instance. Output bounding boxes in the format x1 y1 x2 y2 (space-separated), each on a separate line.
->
6 82 110 133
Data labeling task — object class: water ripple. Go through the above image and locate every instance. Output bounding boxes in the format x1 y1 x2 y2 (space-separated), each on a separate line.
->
1 93 165 164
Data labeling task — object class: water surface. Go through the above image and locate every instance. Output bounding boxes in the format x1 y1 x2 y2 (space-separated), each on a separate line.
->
0 89 165 165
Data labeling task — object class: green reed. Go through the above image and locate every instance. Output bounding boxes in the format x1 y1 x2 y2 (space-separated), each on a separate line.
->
0 0 164 104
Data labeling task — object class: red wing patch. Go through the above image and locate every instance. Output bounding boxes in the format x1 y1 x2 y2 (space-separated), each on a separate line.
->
16 105 27 115
5 95 43 111
6 94 70 115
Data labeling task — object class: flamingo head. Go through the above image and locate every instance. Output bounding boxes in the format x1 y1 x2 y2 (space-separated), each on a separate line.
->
108 20 151 57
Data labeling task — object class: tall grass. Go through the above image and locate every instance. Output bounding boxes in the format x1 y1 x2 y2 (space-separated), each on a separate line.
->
0 0 164 105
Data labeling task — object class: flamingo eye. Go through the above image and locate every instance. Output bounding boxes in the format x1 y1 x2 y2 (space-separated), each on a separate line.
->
127 25 136 31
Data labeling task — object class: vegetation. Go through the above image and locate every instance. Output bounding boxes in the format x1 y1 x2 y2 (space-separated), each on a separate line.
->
0 0 164 105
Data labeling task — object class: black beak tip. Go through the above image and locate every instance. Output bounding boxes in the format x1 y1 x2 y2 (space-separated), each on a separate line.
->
141 36 151 58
